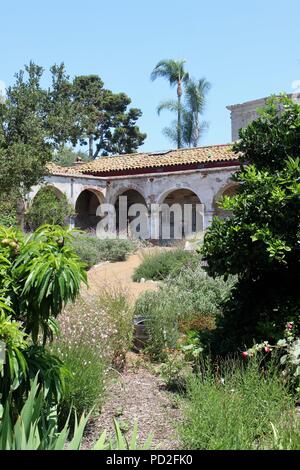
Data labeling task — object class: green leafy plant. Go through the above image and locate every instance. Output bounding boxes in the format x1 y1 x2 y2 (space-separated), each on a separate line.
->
0 224 86 408
159 349 192 391
10 224 87 344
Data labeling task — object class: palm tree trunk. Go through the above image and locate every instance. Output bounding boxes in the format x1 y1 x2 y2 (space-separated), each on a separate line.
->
177 81 182 149
89 134 93 159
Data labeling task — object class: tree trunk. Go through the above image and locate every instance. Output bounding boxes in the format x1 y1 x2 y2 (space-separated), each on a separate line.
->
16 195 26 231
177 80 182 149
89 134 94 159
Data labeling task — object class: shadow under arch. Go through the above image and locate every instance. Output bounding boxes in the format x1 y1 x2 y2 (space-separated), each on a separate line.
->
114 188 148 238
75 188 104 230
158 188 203 241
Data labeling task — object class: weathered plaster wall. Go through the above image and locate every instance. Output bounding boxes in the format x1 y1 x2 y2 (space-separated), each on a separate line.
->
29 165 238 235
29 174 107 206
227 93 300 141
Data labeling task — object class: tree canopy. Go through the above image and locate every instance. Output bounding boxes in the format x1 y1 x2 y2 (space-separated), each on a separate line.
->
72 75 146 158
0 62 146 205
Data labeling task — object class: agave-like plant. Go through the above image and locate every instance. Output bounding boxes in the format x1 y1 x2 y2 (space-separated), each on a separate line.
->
0 376 153 450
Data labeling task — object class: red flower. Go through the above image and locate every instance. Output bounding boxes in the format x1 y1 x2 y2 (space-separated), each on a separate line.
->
264 346 271 353
242 351 248 359
287 322 293 331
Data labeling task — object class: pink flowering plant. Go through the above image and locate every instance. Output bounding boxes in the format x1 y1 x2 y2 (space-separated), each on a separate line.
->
242 321 300 394
50 288 134 420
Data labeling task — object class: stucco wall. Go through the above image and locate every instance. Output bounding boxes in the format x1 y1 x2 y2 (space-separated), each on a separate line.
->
29 165 238 235
227 93 300 141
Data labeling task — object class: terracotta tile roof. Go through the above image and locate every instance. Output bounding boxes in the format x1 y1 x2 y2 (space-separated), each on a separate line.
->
49 144 239 177
47 162 80 176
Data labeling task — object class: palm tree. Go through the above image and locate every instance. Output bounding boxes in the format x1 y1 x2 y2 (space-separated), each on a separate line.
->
184 78 211 147
159 77 211 148
151 59 189 148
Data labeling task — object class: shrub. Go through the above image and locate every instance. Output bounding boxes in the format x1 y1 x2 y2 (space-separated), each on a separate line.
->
73 235 135 269
50 296 106 422
180 357 299 450
0 224 86 408
132 248 197 281
168 264 234 331
25 186 74 230
95 289 134 370
50 289 133 421
10 225 87 344
135 289 179 360
134 264 233 360
202 96 300 353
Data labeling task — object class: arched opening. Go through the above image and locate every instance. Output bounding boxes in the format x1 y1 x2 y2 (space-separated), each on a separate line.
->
114 189 148 238
159 188 202 240
215 185 238 219
75 189 103 230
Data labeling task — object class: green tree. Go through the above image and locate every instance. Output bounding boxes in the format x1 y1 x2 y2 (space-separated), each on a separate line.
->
0 63 146 216
151 59 189 148
46 63 80 149
0 62 52 198
53 146 90 167
72 75 146 158
201 96 300 353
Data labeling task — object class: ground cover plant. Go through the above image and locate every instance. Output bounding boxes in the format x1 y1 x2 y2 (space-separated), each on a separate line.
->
73 235 136 268
180 357 300 450
132 248 197 281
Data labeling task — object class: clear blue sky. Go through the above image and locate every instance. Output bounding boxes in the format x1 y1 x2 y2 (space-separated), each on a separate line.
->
1 0 299 152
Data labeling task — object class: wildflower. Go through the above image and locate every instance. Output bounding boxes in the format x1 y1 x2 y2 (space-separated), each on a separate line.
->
242 351 248 359
287 322 293 331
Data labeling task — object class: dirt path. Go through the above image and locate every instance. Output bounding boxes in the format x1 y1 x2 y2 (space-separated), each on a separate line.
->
83 358 182 450
82 248 159 303
80 248 182 449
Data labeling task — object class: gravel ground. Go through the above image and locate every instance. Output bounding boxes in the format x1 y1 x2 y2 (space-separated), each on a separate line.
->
82 358 183 450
